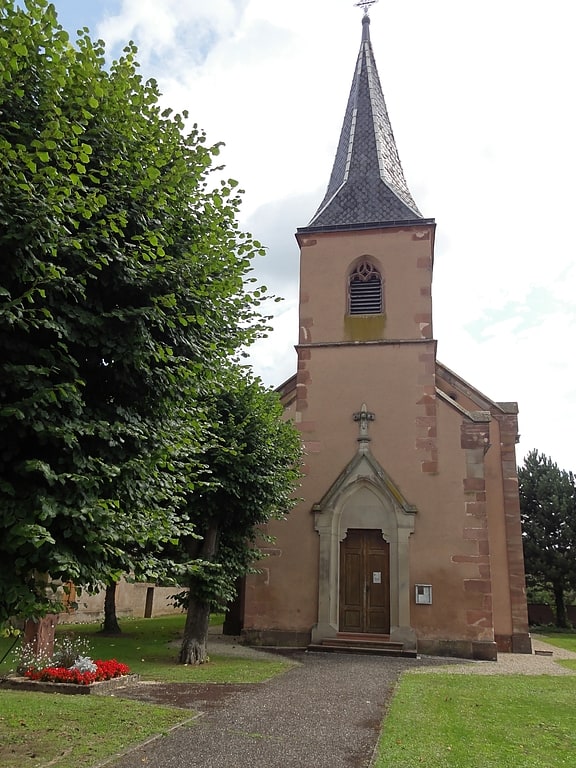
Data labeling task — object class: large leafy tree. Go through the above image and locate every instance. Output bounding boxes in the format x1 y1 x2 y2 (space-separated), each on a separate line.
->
0 0 267 625
519 450 576 627
172 368 302 665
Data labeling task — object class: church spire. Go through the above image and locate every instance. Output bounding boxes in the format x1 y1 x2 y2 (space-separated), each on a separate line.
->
305 8 422 230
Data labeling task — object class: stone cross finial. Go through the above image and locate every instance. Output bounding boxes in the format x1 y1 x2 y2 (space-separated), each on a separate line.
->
353 403 375 450
354 0 378 15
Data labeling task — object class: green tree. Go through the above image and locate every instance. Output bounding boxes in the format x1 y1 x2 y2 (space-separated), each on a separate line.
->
519 450 576 628
0 0 267 625
172 368 302 664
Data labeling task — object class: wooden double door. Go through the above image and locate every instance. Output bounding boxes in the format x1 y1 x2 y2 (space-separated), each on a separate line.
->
339 529 390 634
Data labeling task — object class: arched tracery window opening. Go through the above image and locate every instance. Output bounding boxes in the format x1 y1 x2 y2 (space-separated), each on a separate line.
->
348 261 383 314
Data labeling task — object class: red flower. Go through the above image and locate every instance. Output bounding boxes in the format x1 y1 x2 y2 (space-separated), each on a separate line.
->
24 659 130 685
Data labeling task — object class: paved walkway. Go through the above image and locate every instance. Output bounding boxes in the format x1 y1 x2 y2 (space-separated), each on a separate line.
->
103 637 576 768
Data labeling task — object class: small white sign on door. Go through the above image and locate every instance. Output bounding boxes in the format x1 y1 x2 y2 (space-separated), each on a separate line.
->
372 571 381 584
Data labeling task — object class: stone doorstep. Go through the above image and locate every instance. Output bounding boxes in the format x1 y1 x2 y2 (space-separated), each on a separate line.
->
0 673 139 696
308 634 418 659
308 643 418 658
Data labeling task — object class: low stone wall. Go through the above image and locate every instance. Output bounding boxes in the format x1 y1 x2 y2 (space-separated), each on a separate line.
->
59 579 183 624
0 674 139 696
528 604 576 626
416 637 498 661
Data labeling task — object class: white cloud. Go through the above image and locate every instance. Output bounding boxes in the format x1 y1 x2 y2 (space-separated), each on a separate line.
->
55 0 576 470
247 298 298 388
98 0 248 60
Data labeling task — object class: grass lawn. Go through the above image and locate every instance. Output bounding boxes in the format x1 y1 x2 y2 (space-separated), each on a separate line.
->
376 674 576 768
0 613 296 768
0 613 295 683
0 690 192 768
531 630 576 653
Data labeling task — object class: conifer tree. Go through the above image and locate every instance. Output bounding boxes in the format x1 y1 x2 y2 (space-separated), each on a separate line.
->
519 451 576 627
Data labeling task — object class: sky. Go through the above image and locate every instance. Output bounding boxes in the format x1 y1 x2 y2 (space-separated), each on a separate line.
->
42 0 576 471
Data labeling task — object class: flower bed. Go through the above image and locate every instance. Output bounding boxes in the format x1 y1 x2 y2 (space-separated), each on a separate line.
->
24 659 130 685
0 630 136 695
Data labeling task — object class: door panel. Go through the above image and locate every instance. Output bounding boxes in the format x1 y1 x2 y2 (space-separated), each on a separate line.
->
341 541 363 632
340 529 390 634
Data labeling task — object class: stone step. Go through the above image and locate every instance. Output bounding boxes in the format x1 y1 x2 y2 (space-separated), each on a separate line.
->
334 633 403 648
308 633 417 658
308 642 417 658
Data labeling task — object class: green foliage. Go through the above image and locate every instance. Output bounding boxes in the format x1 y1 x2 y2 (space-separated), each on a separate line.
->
519 450 576 628
526 579 576 608
0 0 269 623
0 625 21 639
173 367 302 608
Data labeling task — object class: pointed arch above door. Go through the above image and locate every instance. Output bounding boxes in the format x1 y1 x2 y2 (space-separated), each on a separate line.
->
311 450 417 647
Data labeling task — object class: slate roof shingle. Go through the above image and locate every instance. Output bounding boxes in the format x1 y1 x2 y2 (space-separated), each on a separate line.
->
304 14 422 231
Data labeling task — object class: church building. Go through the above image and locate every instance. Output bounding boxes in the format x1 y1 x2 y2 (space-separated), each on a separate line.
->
238 9 531 659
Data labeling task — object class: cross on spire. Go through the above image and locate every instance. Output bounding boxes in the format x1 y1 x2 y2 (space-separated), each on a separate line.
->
354 0 378 15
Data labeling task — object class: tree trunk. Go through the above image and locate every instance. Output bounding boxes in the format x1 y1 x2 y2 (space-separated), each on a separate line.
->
101 582 122 634
178 524 218 665
179 595 211 664
554 583 568 628
23 614 58 662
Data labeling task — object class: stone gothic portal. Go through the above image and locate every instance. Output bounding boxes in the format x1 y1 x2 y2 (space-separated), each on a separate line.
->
311 452 417 648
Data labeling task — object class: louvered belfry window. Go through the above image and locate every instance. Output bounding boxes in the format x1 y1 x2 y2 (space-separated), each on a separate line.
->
349 261 383 314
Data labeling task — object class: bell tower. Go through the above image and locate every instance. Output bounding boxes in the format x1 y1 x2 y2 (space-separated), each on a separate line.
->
295 7 437 476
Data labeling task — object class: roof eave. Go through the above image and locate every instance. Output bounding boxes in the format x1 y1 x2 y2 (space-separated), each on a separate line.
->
296 217 435 238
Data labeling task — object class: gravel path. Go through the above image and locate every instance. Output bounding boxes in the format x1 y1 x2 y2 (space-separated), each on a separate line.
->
105 652 457 768
102 635 575 768
415 637 576 676
207 628 576 675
